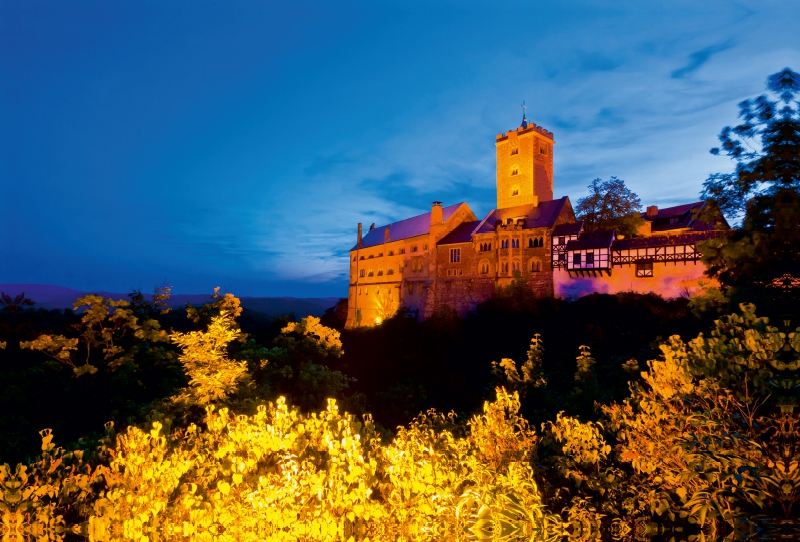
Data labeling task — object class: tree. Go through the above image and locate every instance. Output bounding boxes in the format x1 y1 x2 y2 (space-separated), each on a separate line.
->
574 177 644 237
701 67 800 219
699 68 800 315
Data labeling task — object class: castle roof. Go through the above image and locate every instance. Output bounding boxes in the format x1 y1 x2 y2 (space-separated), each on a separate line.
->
355 203 464 250
611 230 721 250
566 229 615 250
552 221 584 237
642 201 726 233
437 220 481 245
473 197 570 235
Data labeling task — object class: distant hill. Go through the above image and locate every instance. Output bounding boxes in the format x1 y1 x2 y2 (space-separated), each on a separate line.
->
0 284 340 318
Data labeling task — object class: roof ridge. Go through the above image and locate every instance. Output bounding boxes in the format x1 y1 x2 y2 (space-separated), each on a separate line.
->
374 202 464 230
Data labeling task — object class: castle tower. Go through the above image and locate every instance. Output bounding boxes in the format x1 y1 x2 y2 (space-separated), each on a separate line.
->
495 110 554 209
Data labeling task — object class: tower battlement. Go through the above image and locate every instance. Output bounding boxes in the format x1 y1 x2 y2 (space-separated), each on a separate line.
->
496 123 554 141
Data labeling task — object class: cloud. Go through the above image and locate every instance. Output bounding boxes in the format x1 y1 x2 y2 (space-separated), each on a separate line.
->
671 42 733 79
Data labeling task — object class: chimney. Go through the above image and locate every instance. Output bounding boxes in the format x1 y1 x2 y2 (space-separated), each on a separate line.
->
384 227 390 243
431 201 443 226
646 205 658 218
369 223 375 231
357 223 363 248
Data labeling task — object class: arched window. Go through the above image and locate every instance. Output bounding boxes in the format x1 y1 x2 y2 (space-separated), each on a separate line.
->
510 147 518 156
359 269 365 278
530 259 541 272
528 238 534 248
539 236 544 246
511 185 520 196
511 167 519 176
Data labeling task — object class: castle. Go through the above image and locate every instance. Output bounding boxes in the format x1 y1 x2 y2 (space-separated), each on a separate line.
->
345 114 727 328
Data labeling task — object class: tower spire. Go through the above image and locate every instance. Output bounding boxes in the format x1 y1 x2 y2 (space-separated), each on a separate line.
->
520 100 528 128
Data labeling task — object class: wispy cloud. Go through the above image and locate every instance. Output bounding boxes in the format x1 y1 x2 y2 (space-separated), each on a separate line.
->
671 42 733 79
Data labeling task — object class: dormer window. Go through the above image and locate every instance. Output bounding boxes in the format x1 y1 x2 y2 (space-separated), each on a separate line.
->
511 185 520 197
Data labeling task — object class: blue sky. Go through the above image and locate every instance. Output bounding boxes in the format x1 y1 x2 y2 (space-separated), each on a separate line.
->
1 0 798 297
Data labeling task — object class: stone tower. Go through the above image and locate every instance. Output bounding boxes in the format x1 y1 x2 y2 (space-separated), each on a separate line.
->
495 113 554 209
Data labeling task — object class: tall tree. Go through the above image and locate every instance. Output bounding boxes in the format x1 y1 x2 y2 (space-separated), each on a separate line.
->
574 177 644 237
699 68 800 315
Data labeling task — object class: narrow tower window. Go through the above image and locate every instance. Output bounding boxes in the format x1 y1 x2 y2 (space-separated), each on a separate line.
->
511 185 520 197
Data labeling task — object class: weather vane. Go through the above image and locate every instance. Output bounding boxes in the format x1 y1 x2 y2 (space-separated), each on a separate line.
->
521 100 527 113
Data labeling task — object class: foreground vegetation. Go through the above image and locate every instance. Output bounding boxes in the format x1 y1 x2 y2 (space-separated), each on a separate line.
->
1 297 799 541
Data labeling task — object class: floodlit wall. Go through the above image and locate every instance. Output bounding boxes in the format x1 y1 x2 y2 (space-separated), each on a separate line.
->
554 261 713 300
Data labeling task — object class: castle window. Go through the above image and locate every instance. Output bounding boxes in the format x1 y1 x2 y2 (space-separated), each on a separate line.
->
411 245 418 252
378 252 383 257
459 269 463 276
540 145 548 155
387 269 394 275
510 147 518 155
447 269 451 276
529 238 535 248
408 283 414 294
558 253 566 262
573 253 581 266
359 269 365 278
511 167 519 176
512 261 520 272
480 262 489 274
368 254 374 259
636 261 654 277
388 250 394 256
368 270 374 277
539 236 544 246
511 185 520 196
399 248 405 254
365 288 369 295
511 239 519 248
423 243 428 250
586 252 595 266
501 240 509 249
450 248 461 263
377 268 384 276
531 260 541 272
360 255 365 260
352 256 356 261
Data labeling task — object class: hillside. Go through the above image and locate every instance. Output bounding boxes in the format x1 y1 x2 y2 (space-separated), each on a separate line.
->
0 284 339 318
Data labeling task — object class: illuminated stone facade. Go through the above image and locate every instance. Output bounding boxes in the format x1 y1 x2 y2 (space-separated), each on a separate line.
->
345 116 728 328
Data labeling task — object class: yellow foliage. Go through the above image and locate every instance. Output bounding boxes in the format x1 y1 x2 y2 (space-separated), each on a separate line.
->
281 316 343 356
171 310 248 405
